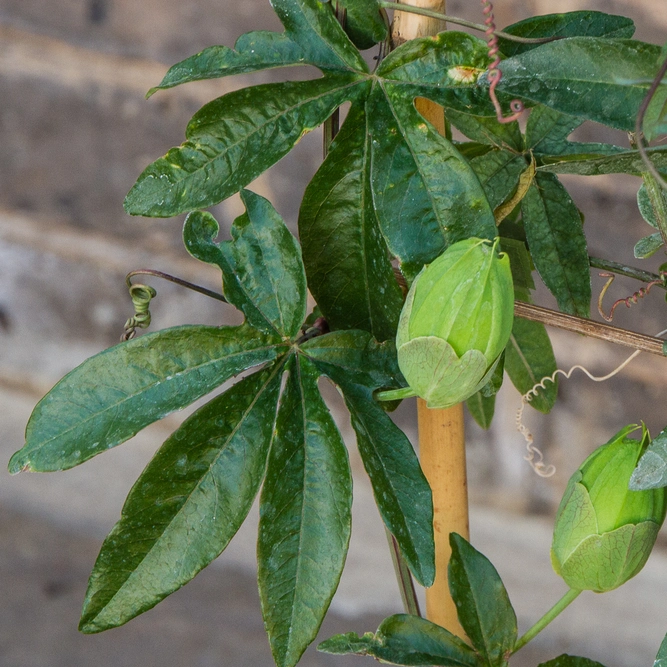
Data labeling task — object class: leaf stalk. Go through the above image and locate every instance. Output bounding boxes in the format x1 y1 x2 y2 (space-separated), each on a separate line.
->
512 588 581 654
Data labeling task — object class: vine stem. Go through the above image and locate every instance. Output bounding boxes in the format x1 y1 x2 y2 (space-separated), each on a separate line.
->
513 588 581 654
379 1 556 44
589 256 667 287
514 301 667 357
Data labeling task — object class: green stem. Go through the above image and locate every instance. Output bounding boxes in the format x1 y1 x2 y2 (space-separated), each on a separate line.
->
512 588 582 654
386 530 422 616
376 386 417 402
378 2 556 44
643 171 667 249
588 256 666 287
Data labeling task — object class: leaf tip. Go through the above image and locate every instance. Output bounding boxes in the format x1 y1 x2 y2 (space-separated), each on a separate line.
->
8 451 31 475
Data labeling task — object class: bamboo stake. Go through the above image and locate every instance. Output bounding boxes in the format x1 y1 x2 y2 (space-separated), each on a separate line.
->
390 0 469 637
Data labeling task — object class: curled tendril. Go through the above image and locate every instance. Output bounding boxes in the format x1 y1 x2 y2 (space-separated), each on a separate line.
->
481 0 524 124
122 284 157 341
516 350 643 478
597 271 667 322
120 269 227 341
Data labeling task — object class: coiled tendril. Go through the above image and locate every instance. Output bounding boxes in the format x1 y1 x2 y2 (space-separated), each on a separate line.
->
481 0 524 124
597 271 667 322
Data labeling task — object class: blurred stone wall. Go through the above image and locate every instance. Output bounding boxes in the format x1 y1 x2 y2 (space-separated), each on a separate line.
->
1 0 667 525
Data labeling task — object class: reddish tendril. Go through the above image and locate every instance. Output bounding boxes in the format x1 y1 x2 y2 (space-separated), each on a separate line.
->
597 272 667 322
481 0 524 124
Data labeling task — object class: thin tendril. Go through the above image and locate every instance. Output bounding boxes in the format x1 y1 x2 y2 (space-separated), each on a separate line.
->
597 271 667 322
516 328 667 476
121 269 227 341
481 0 524 124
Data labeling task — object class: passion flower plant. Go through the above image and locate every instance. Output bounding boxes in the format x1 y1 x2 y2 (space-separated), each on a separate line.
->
378 237 514 409
551 424 667 593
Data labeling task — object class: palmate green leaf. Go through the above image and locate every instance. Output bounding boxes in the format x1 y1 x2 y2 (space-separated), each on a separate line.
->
525 105 583 154
337 0 387 50
630 427 667 490
148 0 366 94
270 0 367 72
470 150 527 210
301 329 402 389
521 172 591 317
302 330 435 587
538 656 607 667
497 11 635 58
654 630 667 666
258 355 352 667
299 102 403 342
369 83 496 278
505 316 558 414
538 146 667 175
9 325 286 473
79 362 284 633
494 38 662 132
184 190 306 339
376 31 495 115
446 109 523 151
319 614 480 666
448 534 517 666
124 74 368 217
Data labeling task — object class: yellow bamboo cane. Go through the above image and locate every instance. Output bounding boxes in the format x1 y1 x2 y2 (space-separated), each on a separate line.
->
390 0 470 638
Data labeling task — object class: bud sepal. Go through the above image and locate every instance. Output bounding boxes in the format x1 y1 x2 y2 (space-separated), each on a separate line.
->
551 424 667 593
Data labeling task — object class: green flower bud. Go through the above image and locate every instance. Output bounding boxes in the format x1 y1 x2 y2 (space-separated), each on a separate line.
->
378 237 514 409
551 424 667 593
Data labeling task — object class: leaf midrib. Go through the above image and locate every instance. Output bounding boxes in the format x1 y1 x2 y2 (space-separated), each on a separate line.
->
83 362 283 628
27 339 287 452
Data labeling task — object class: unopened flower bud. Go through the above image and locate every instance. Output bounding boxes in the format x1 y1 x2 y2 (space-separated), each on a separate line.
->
551 424 667 593
379 237 514 408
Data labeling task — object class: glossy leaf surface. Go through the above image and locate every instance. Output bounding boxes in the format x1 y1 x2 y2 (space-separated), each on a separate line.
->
319 614 480 666
521 173 591 317
341 382 435 586
258 356 352 667
301 329 403 390
79 364 283 633
337 0 387 49
303 331 434 586
184 190 306 338
446 109 523 151
9 325 286 473
270 0 367 71
376 31 494 113
299 103 403 341
505 317 558 414
498 11 635 57
449 533 517 666
149 0 366 94
125 74 368 217
630 427 667 490
495 39 661 131
470 150 527 210
369 84 496 277
538 146 667 175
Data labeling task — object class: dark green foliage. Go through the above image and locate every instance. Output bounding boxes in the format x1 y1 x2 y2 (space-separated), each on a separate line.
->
11 2 667 665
